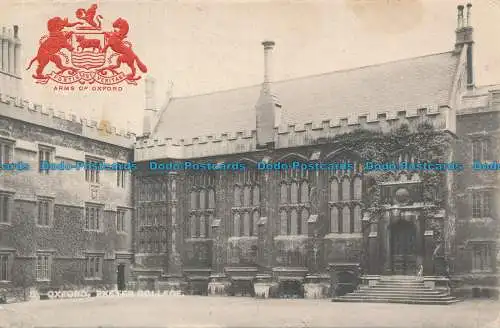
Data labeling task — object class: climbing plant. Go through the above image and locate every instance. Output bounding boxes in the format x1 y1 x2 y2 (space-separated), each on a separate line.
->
325 121 453 227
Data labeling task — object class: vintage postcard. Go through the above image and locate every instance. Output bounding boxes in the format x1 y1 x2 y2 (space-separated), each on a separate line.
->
0 0 499 327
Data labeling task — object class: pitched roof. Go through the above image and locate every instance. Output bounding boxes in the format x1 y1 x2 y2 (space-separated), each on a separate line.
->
153 51 460 140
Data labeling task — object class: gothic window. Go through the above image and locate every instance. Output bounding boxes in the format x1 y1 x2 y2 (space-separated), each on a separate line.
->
280 184 288 204
342 177 350 201
199 189 206 209
243 186 251 207
252 211 259 236
290 209 298 235
342 206 351 233
170 180 176 200
208 214 214 237
161 182 167 200
243 212 251 236
253 186 260 205
200 215 206 238
330 206 339 233
301 182 309 203
234 186 242 207
280 210 287 235
353 177 362 200
353 205 362 233
301 208 309 235
291 182 299 204
190 190 197 210
208 189 215 209
190 214 197 238
233 213 241 237
330 179 339 202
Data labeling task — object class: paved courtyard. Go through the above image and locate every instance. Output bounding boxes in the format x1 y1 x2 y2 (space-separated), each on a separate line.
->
0 296 499 328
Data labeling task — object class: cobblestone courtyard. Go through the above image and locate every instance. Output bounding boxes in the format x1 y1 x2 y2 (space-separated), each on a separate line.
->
0 296 499 328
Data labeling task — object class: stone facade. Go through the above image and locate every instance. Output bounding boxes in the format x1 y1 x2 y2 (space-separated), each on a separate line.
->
0 3 498 303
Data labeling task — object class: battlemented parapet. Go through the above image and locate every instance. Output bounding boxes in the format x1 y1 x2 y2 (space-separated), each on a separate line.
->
459 85 500 115
0 92 136 148
135 104 449 161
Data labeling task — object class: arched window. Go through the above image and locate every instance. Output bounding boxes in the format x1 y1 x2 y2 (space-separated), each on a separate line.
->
252 211 259 236
207 214 214 238
330 206 339 233
234 186 241 207
199 189 206 209
330 179 339 202
291 182 299 204
253 185 260 205
342 177 350 201
290 209 298 235
280 210 288 235
199 215 206 238
243 186 252 207
301 182 309 203
208 189 215 209
342 206 351 233
233 213 241 237
190 214 197 238
161 182 168 201
170 180 176 200
353 206 362 233
243 212 251 236
301 208 309 235
280 184 288 204
190 190 198 210
353 177 362 200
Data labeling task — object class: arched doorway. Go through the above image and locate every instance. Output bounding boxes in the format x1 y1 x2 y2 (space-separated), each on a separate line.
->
390 220 417 275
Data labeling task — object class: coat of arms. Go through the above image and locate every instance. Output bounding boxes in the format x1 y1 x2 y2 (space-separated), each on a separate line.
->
26 4 147 87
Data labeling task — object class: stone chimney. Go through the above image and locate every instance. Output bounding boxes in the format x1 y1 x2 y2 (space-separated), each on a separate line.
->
256 40 278 149
455 2 474 88
143 76 157 137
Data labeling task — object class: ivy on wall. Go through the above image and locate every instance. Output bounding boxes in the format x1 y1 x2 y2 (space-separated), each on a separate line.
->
325 122 453 234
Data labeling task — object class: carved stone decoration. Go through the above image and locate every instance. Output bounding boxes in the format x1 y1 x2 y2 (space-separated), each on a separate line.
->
90 184 99 201
395 187 410 205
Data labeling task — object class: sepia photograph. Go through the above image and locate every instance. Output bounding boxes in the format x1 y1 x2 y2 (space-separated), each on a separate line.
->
0 0 499 327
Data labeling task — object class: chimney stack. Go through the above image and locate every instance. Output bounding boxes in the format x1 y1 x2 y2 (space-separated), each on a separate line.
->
143 76 157 136
262 40 274 85
256 40 278 149
455 2 474 88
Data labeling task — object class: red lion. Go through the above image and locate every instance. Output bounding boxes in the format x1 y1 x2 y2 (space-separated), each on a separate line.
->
101 18 147 80
26 17 81 79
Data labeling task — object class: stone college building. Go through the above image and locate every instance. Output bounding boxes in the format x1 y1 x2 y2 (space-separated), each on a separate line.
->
0 3 498 303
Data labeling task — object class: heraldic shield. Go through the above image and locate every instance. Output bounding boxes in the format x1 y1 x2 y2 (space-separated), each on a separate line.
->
26 3 147 86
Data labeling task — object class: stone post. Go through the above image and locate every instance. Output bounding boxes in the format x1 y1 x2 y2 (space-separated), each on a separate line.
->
424 230 435 276
380 211 392 274
207 219 231 296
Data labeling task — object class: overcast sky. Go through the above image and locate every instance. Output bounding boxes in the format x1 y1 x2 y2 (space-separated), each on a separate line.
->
1 0 500 134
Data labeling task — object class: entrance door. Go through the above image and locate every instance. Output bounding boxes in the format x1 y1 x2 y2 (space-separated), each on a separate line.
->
390 220 417 275
117 264 126 291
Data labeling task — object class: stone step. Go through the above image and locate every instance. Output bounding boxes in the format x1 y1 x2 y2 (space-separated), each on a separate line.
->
336 294 456 301
355 289 444 296
351 293 449 299
377 280 425 285
379 276 421 280
332 296 460 305
363 286 432 291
